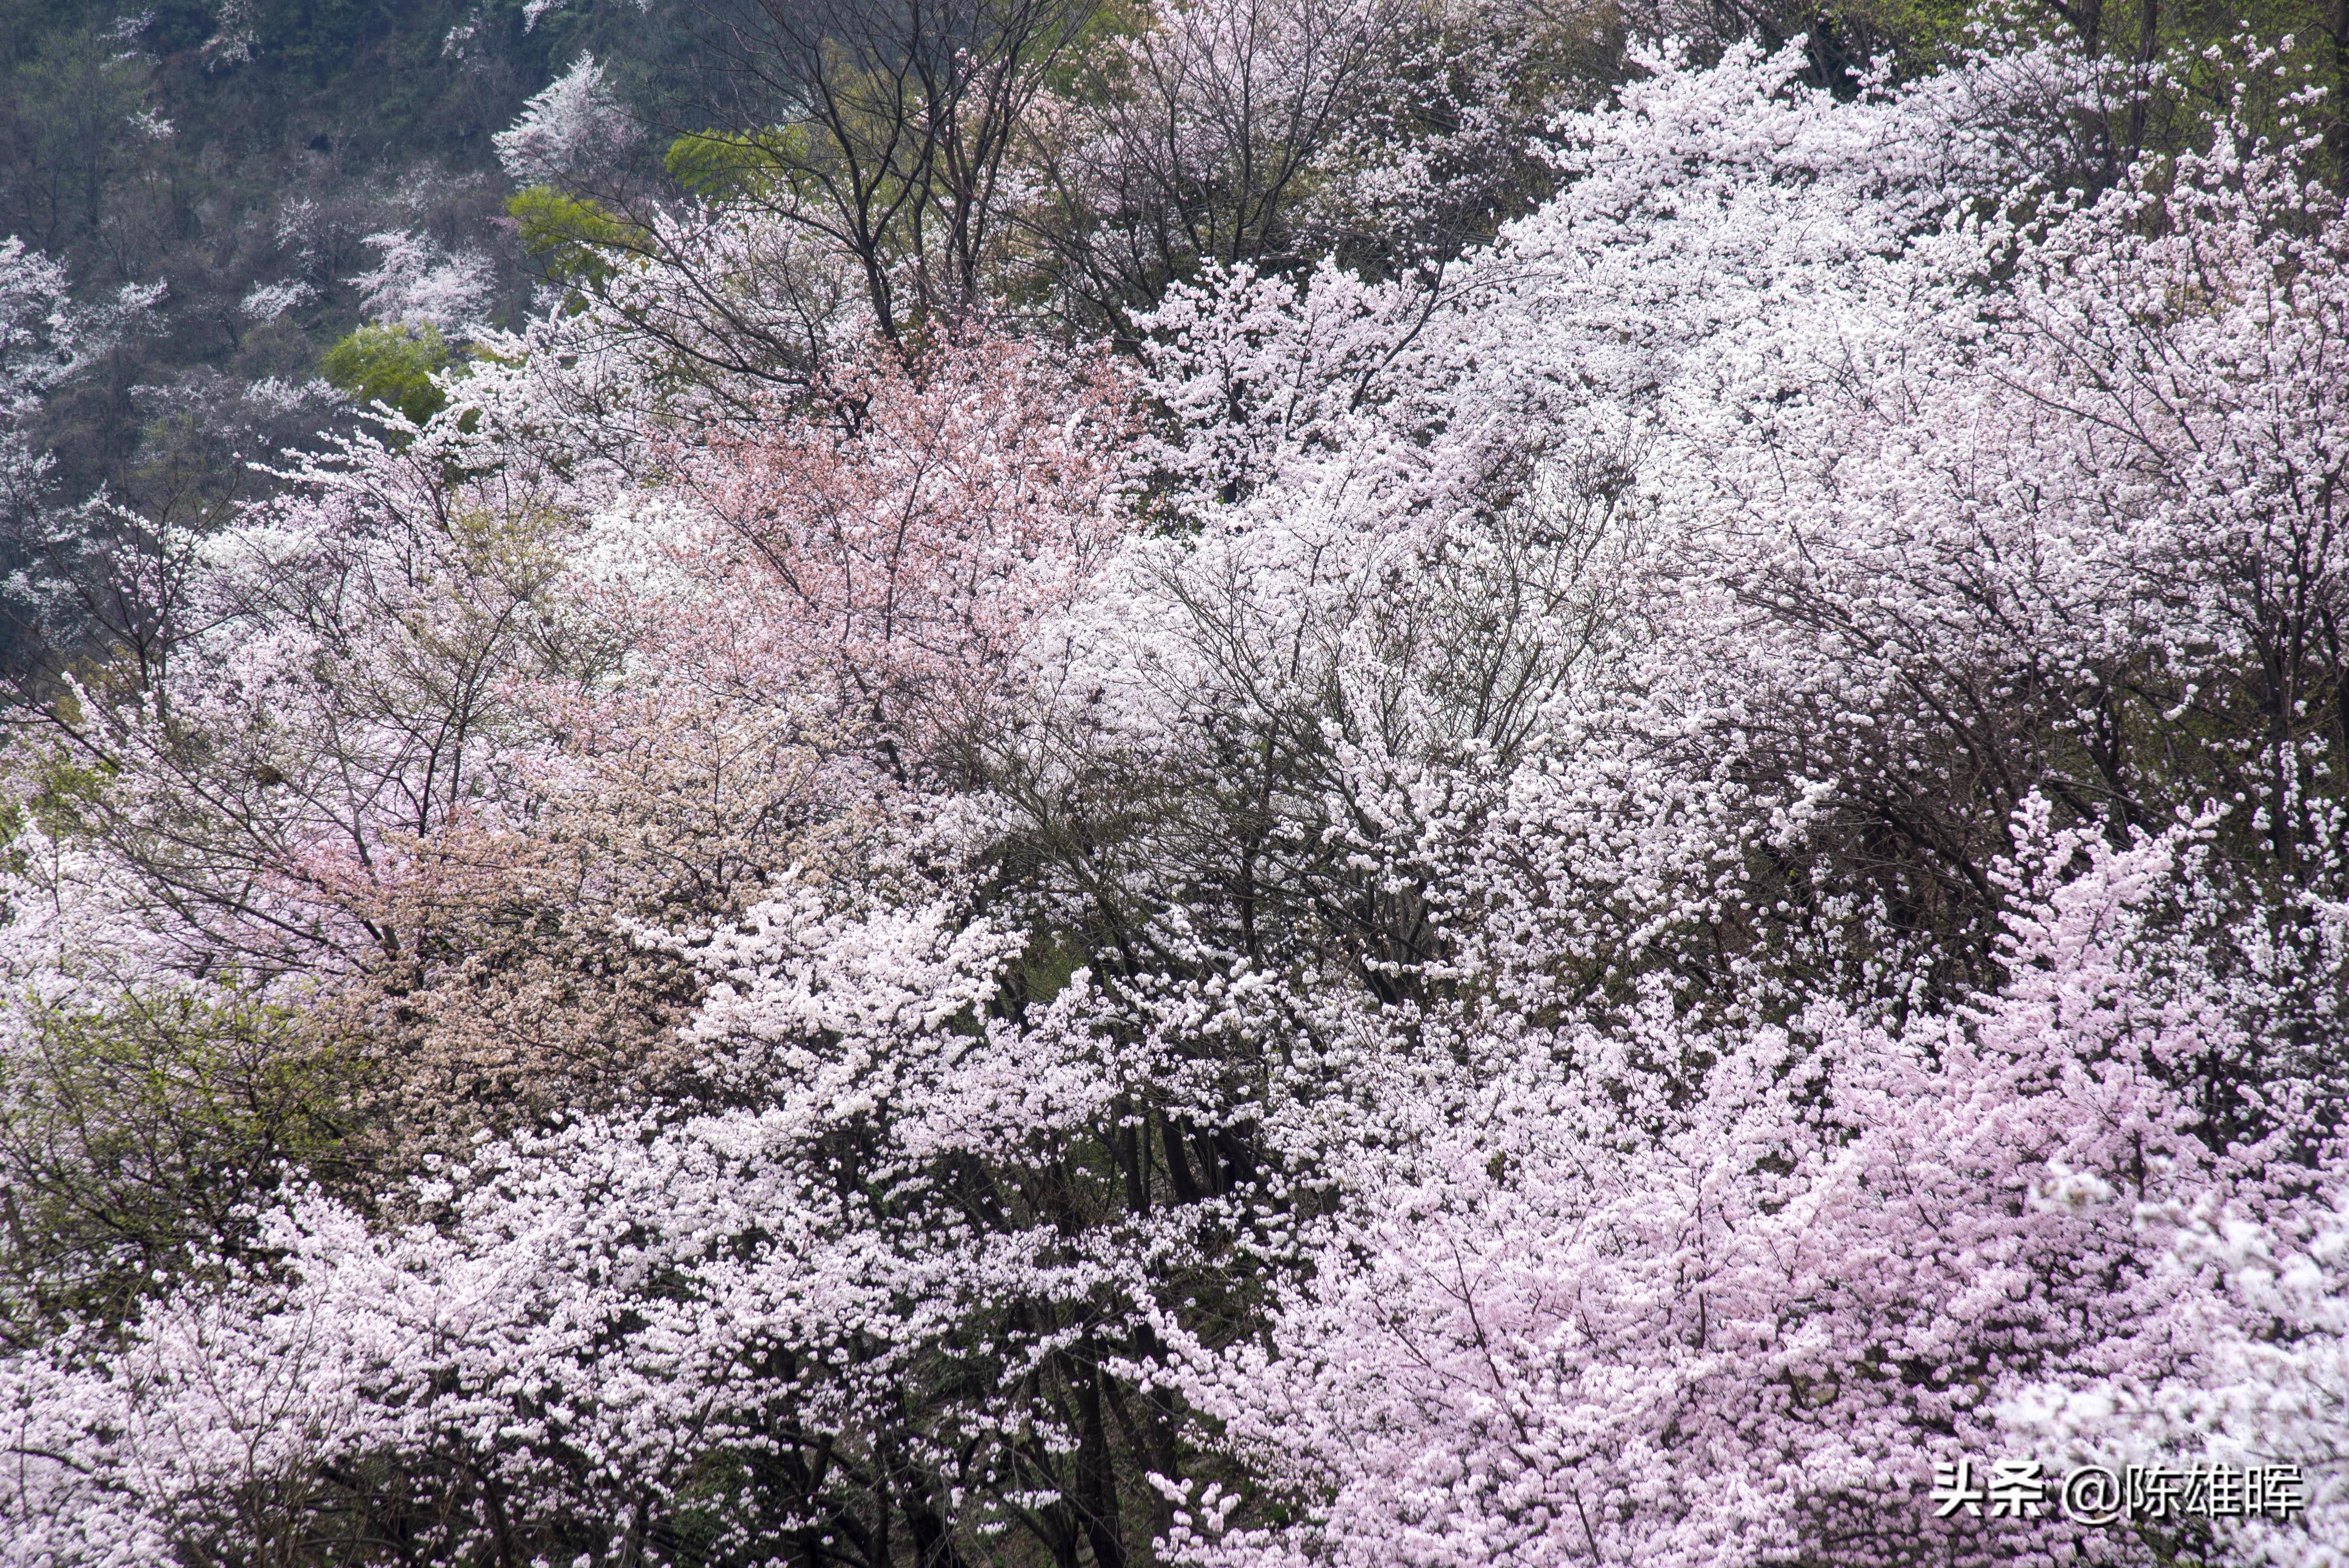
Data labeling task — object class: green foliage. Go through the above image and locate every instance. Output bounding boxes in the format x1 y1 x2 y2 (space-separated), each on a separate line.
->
663 125 814 202
320 320 454 428
1818 0 1980 70
0 20 144 252
1014 934 1088 1010
16 747 115 845
508 184 640 288
1042 0 1151 98
0 986 370 1333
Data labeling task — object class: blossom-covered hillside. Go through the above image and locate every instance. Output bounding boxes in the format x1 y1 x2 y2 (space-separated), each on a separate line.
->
0 4 2344 1566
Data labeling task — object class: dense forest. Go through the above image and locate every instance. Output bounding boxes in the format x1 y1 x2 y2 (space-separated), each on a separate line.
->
1 0 2347 1564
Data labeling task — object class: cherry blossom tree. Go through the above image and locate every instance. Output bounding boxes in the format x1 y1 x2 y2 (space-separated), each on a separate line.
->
1156 809 2274 1567
496 54 639 190
662 329 1134 781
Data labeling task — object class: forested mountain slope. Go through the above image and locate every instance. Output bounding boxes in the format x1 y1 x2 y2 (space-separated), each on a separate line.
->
0 0 685 666
1 2 2347 1566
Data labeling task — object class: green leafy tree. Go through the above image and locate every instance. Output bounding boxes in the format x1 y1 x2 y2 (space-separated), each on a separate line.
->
0 984 371 1337
319 320 453 428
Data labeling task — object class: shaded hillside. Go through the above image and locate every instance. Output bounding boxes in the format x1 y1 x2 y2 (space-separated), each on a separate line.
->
0 0 690 552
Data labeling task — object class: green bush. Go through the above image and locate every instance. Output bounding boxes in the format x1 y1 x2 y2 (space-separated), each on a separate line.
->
320 320 453 428
0 987 371 1331
508 184 641 288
